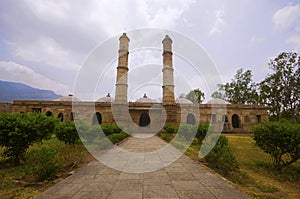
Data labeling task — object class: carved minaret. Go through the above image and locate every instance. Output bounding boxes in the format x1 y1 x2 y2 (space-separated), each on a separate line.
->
162 35 175 104
115 33 129 103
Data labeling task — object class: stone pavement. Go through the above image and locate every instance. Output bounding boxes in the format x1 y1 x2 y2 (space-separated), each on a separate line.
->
35 135 249 199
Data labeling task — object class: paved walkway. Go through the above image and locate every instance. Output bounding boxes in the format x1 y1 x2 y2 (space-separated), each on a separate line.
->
35 135 249 199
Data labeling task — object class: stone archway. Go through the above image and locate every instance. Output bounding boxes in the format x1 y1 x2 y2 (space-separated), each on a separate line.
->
232 114 240 128
58 113 64 122
187 113 196 125
92 112 102 124
139 112 151 127
45 111 53 116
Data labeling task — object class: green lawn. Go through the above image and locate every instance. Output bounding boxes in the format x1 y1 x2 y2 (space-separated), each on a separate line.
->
0 137 93 198
226 134 300 199
158 132 300 198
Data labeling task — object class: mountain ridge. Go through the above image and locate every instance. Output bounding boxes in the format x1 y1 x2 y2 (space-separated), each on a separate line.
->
0 80 62 102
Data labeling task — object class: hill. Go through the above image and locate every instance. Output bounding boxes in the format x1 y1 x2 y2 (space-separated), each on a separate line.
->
0 80 62 102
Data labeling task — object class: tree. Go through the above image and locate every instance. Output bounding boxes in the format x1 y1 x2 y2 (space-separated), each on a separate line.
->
186 88 205 104
55 121 79 145
211 68 259 104
211 91 225 100
204 136 240 176
252 121 300 170
259 52 300 121
0 112 57 164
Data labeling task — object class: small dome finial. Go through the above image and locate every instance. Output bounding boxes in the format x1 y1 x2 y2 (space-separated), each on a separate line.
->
120 32 130 41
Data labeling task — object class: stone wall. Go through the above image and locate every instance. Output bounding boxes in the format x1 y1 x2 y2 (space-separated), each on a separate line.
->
5 100 268 133
0 102 12 113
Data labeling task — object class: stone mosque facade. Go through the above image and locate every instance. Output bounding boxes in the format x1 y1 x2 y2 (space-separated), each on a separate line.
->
0 33 268 133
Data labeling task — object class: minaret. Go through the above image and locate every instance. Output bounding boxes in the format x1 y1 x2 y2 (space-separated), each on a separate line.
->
162 35 175 104
115 33 129 103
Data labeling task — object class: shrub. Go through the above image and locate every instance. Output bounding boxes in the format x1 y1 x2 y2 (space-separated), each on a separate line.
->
27 147 60 181
252 121 300 170
85 125 101 144
177 124 197 142
75 121 100 144
107 132 128 144
101 124 121 136
55 122 79 144
196 123 209 143
204 136 239 176
159 133 173 142
0 112 57 164
164 125 177 134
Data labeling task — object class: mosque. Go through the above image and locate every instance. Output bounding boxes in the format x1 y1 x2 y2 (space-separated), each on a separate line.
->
0 33 268 133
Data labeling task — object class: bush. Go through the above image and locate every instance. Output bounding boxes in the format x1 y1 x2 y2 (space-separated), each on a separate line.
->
159 132 173 142
107 132 128 144
75 121 100 144
0 112 57 164
85 125 101 144
55 122 79 144
252 121 300 170
101 124 121 136
196 123 209 143
177 124 197 142
164 125 177 134
204 136 239 176
27 147 60 181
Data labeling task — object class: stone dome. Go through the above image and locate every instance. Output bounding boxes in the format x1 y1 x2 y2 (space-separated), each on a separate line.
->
206 99 230 104
176 96 193 104
97 93 113 102
53 94 80 101
135 93 156 103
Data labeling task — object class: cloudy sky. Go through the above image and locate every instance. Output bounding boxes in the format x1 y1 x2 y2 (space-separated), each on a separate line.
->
0 0 299 101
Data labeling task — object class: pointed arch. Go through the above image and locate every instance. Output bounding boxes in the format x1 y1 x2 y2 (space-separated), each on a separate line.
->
187 113 196 125
58 113 64 122
139 112 151 127
232 114 240 128
45 111 53 116
92 112 102 124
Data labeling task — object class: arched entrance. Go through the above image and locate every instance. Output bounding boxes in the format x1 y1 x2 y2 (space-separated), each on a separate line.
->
139 112 150 127
92 112 102 124
187 113 196 125
222 115 229 122
70 112 75 121
232 114 240 128
57 113 64 122
45 111 53 116
222 115 230 132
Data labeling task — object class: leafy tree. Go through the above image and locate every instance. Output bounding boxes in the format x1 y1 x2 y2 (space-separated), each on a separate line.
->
211 91 225 100
211 68 259 104
0 112 57 164
27 147 60 181
259 52 300 121
196 123 209 143
55 121 79 145
186 88 205 104
252 121 300 170
204 136 240 176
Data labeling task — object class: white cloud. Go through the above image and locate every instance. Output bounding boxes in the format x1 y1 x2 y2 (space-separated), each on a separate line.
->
272 4 300 31
0 61 68 95
250 36 264 44
9 36 81 71
24 0 195 38
210 9 225 35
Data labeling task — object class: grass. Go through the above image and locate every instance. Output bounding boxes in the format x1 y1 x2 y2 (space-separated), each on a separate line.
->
158 132 300 198
226 134 300 199
0 133 129 199
0 137 93 199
